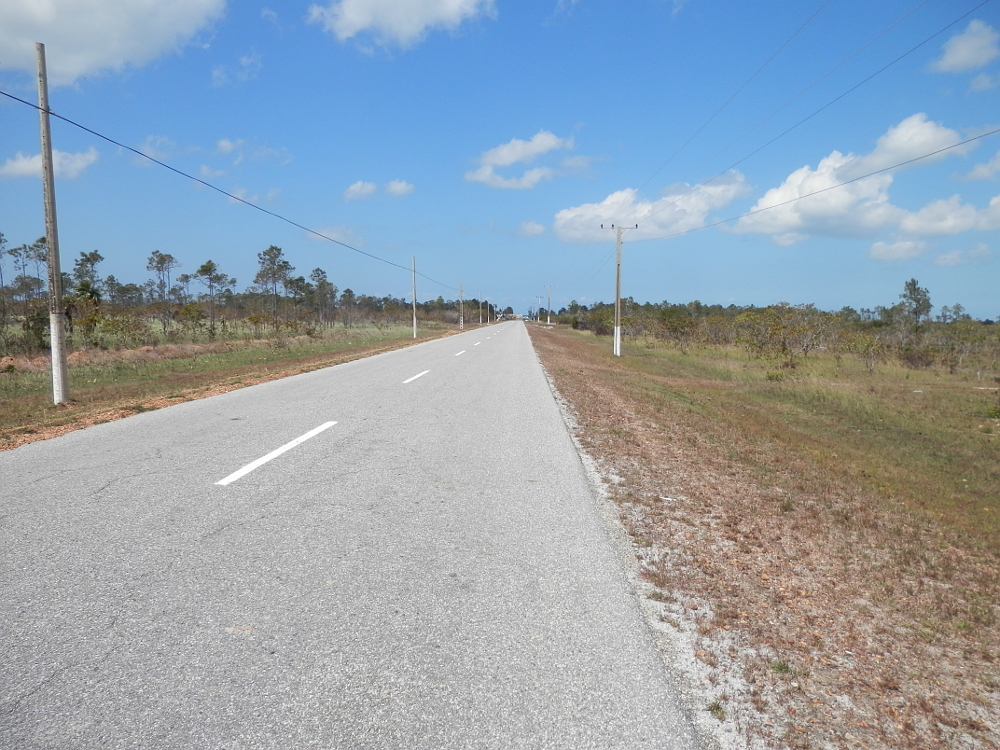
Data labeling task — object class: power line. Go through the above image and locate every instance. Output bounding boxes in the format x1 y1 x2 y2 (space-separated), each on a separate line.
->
674 0 936 187
637 0 993 230
640 127 1000 243
0 88 460 293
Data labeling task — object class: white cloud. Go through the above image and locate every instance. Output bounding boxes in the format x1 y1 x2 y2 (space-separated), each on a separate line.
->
931 20 999 73
386 179 414 196
899 194 1000 235
308 0 496 47
212 51 262 87
735 114 967 244
133 135 174 166
0 0 224 86
216 138 246 154
466 130 574 190
479 131 573 168
306 225 361 245
261 7 278 24
199 164 225 178
965 149 1000 180
517 221 545 237
970 73 1000 91
465 165 555 190
344 180 377 200
228 187 258 204
554 172 748 243
869 240 926 262
900 195 979 235
934 244 993 266
0 147 98 179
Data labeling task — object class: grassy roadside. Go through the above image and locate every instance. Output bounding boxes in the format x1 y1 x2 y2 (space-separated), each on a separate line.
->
0 324 454 451
528 324 999 750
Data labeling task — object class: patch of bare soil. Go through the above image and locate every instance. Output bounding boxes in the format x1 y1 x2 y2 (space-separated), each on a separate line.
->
529 326 999 750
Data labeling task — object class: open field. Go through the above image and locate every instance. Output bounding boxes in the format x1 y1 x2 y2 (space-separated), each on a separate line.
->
0 323 454 450
528 324 999 750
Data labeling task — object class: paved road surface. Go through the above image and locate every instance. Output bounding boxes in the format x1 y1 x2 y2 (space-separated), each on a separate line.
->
1 322 701 749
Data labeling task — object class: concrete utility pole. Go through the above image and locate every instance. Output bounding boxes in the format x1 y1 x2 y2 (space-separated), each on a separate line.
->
479 298 482 325
601 223 637 357
459 284 464 330
36 43 69 404
545 285 553 325
536 296 542 322
411 256 417 339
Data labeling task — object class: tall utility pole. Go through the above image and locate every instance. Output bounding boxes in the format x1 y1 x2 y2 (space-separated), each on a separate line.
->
36 43 69 403
459 284 464 330
545 285 554 325
601 223 637 357
411 256 417 339
536 296 542 322
479 297 482 325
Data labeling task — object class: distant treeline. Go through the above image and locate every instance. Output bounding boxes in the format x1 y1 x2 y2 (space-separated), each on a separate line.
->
0 235 510 357
540 279 998 375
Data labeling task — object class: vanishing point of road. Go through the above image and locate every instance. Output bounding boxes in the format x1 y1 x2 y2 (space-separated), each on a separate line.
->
1 322 702 749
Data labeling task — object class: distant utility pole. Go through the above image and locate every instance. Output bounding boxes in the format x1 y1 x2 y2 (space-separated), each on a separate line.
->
459 284 464 330
485 298 490 324
411 256 417 339
601 223 637 357
536 296 542 322
479 297 482 325
36 43 68 404
545 285 554 325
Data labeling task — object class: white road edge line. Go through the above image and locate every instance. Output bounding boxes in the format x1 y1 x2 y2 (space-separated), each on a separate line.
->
216 421 337 486
403 370 430 384
455 351 466 356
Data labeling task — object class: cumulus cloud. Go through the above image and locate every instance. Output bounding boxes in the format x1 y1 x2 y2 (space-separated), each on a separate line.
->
466 130 574 190
0 0 224 86
554 172 748 243
0 148 99 179
869 240 926 262
965 149 1000 180
386 179 414 196
931 20 999 73
734 114 968 244
307 0 496 47
344 180 377 200
934 244 993 266
899 194 1000 235
517 221 545 237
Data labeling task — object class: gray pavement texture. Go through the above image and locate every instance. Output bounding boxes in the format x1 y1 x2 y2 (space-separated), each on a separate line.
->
1 322 702 749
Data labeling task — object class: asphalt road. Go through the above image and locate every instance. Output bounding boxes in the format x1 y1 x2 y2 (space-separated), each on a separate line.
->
1 322 701 749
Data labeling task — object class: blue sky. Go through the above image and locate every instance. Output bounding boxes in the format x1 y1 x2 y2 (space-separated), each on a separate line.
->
1 0 999 318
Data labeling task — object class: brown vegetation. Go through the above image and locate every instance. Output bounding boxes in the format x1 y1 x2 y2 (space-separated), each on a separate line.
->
529 324 999 750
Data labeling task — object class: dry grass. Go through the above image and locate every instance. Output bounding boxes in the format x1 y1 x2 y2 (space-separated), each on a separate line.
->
0 325 454 450
529 324 1000 750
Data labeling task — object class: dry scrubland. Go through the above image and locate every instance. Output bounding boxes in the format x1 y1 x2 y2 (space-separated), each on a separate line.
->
529 324 999 750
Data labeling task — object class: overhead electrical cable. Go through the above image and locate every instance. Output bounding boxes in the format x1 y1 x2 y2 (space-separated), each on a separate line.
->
637 0 994 230
0 88 459 293
640 127 1000 243
567 0 834 297
675 0 936 186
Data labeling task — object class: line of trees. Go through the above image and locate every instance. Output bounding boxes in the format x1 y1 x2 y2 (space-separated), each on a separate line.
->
543 279 999 376
0 234 499 357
